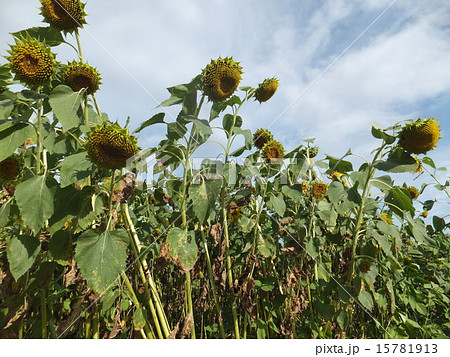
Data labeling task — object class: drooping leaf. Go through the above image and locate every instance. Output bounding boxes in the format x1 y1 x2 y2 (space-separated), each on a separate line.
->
49 85 83 131
166 228 198 272
0 200 11 227
7 235 41 280
133 113 165 133
267 194 286 216
49 230 71 262
15 176 57 234
385 187 415 216
75 229 129 293
0 122 35 162
358 291 374 311
188 179 221 223
0 99 14 119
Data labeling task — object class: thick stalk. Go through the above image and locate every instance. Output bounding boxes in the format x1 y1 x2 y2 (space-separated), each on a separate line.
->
106 170 117 231
122 202 170 337
200 228 226 338
92 311 100 339
185 271 196 339
347 142 387 283
75 29 84 62
35 90 43 175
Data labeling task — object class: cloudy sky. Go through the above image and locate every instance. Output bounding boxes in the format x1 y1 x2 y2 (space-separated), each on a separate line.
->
1 0 449 214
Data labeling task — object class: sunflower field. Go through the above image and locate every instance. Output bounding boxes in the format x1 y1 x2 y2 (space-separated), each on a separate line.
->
0 0 449 339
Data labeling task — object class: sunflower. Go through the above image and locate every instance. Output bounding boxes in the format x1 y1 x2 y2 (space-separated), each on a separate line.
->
398 118 441 155
87 123 139 170
262 140 285 162
253 128 273 149
311 181 327 199
412 156 423 174
380 213 393 225
300 146 319 158
7 38 56 87
0 155 22 183
40 0 87 33
62 61 101 94
406 186 419 199
301 181 309 196
202 56 243 102
255 77 279 103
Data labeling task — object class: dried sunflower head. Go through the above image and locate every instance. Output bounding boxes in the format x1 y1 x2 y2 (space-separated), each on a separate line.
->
40 0 87 33
0 155 23 183
300 146 319 158
311 181 327 199
202 56 243 102
253 128 273 149
262 140 285 162
87 123 139 170
398 118 441 155
6 37 56 87
406 186 419 199
255 77 279 103
62 61 101 94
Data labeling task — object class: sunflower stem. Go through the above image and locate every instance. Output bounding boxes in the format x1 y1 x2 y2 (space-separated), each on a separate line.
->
75 29 84 62
35 88 43 175
106 170 117 231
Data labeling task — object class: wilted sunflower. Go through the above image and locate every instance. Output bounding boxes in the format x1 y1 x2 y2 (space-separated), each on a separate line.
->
255 77 279 103
7 38 56 87
0 155 22 183
406 186 419 199
40 0 87 33
62 61 101 94
87 124 139 170
202 56 243 102
300 146 319 158
412 156 423 174
253 128 273 149
398 118 441 154
311 181 327 199
262 140 285 162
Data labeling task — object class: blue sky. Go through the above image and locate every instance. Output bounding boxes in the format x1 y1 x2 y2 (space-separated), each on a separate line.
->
1 0 449 215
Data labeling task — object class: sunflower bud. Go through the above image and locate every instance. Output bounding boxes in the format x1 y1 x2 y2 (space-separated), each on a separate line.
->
253 128 273 149
62 61 101 94
398 118 441 155
0 155 23 183
40 0 87 33
87 124 139 170
262 140 285 162
7 37 56 87
202 56 243 102
406 186 419 199
255 77 279 103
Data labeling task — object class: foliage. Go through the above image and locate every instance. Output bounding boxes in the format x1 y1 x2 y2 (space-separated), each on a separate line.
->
0 2 449 339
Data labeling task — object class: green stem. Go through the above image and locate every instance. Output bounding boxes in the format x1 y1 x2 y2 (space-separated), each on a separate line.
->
106 170 117 231
200 228 226 338
85 312 91 338
92 93 102 117
35 89 43 175
92 311 100 339
347 142 387 284
75 29 84 62
185 271 196 339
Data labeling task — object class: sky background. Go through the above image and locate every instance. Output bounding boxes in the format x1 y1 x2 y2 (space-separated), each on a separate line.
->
1 0 449 216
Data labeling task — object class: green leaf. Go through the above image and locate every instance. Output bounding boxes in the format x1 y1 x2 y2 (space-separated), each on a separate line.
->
256 320 267 339
282 185 302 201
49 230 71 262
49 85 83 131
12 26 65 47
166 228 198 272
15 176 57 234
385 187 415 216
223 114 242 136
305 237 319 259
133 308 147 329
422 157 436 169
133 113 165 133
267 194 286 216
159 95 183 107
188 179 221 223
374 148 418 173
233 127 252 149
336 310 350 330
0 99 14 119
167 121 187 140
7 235 40 280
432 215 446 232
183 115 213 139
0 122 35 162
358 291 374 311
0 200 11 227
59 152 95 188
325 155 353 173
371 124 396 144
75 229 129 293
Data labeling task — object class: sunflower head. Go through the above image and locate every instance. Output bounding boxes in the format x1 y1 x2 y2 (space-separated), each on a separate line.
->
62 61 101 94
202 56 243 102
254 77 279 103
228 206 242 224
398 118 441 155
87 123 139 170
253 128 273 149
300 146 319 158
406 186 419 199
0 155 23 183
6 37 56 87
262 140 285 162
40 0 87 33
311 181 327 199
301 181 309 196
